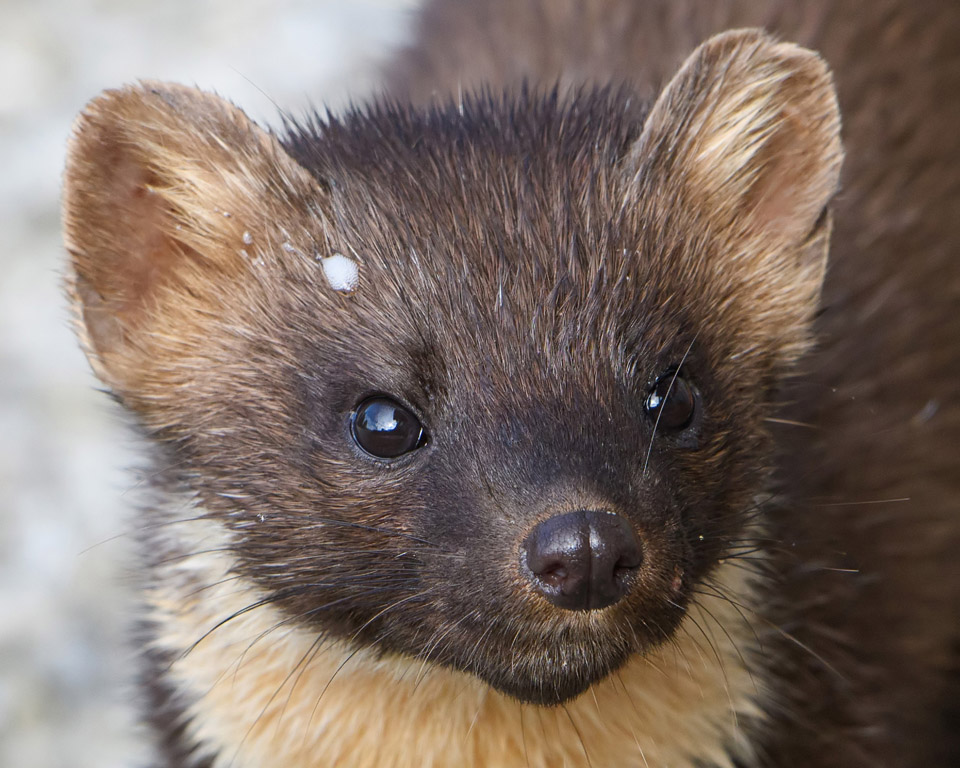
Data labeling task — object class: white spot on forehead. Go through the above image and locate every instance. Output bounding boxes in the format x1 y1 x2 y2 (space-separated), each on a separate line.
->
242 231 253 245
319 253 359 294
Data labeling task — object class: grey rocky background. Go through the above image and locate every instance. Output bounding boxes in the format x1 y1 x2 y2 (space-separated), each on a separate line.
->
0 2 417 765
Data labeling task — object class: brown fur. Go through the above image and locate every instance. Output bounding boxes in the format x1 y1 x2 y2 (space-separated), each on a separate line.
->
388 2 960 764
61 2 960 767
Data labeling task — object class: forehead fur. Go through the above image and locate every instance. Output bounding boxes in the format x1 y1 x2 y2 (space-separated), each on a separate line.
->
282 91 707 389
277 88 780 410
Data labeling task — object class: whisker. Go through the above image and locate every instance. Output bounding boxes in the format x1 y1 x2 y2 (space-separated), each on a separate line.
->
689 593 758 698
256 516 440 547
233 630 329 756
465 617 498 679
815 497 910 508
642 330 700 477
179 594 289 661
763 417 820 430
693 582 763 652
614 671 652 768
519 704 532 768
412 612 473 690
302 589 437 734
697 583 845 680
464 684 488 741
672 605 725 690
77 511 211 554
561 703 594 768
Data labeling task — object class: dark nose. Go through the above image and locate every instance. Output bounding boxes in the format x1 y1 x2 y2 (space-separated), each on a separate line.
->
523 510 643 611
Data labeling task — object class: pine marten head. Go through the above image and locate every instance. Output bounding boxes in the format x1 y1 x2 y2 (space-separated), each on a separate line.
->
63 30 840 706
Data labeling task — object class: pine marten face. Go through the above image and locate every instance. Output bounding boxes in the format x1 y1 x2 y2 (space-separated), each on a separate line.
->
63 31 841 706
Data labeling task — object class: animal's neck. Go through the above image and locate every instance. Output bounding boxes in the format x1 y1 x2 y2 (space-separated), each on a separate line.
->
148 515 768 768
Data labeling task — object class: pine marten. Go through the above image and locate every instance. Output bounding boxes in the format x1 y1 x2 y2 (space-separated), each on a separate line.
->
61 1 960 766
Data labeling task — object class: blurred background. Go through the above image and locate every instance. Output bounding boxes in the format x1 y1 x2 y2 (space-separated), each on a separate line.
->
0 2 418 765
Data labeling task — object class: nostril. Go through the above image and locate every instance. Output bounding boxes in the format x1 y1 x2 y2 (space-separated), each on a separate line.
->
523 510 642 612
537 562 568 588
614 543 643 571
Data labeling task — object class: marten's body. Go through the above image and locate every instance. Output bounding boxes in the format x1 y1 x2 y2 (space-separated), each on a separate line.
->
62 1 960 767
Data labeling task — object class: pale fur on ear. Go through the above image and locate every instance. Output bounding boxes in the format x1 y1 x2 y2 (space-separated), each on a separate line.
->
624 28 843 363
62 82 330 396
630 28 842 251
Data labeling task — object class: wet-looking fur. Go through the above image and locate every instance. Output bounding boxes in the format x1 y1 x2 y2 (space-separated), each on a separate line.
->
62 2 960 767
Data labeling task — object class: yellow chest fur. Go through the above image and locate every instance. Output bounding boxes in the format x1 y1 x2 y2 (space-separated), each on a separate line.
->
149 517 767 768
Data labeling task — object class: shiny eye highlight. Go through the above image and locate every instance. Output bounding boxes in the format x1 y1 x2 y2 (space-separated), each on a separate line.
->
644 370 697 431
351 397 427 459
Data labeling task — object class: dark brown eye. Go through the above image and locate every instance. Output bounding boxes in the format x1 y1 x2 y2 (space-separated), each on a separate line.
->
644 371 697 431
352 397 426 459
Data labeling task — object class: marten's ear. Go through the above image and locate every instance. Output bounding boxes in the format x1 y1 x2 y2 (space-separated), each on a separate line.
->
626 29 842 354
63 82 330 399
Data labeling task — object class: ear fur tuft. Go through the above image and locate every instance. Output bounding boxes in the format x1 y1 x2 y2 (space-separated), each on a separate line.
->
626 29 843 362
632 28 842 249
62 82 329 396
